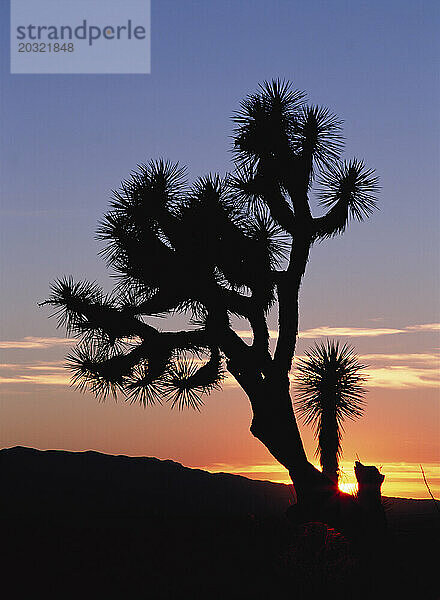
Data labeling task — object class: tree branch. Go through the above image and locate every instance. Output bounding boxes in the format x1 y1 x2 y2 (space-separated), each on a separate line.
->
273 232 312 376
282 155 313 221
256 159 296 235
312 200 349 239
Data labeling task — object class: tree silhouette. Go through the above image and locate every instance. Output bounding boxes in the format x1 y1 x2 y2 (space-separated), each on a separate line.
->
43 80 378 510
295 340 367 485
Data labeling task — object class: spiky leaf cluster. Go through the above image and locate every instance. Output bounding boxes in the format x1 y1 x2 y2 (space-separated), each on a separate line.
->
233 79 378 235
163 349 224 410
294 340 367 466
314 160 379 238
234 79 306 160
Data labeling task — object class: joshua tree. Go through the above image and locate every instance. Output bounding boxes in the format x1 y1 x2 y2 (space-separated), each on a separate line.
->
294 340 367 485
43 80 379 516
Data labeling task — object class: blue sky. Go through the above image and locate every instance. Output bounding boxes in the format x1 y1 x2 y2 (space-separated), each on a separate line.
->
1 0 439 338
0 1 439 496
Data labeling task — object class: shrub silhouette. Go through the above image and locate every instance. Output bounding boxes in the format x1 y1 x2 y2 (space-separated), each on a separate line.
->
295 340 367 484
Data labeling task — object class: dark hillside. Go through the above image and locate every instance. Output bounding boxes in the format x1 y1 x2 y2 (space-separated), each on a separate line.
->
0 446 293 517
1 447 438 599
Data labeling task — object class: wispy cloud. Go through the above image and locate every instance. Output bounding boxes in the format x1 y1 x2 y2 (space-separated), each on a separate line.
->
359 353 439 363
0 374 70 386
2 351 437 389
237 323 440 341
2 323 437 350
1 327 438 391
359 352 439 389
405 323 440 332
0 361 70 386
365 366 439 389
236 326 405 340
0 337 74 349
299 326 405 338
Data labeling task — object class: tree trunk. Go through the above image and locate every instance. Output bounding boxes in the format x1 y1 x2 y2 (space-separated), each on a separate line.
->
246 377 338 503
319 407 339 484
244 378 387 547
225 319 386 543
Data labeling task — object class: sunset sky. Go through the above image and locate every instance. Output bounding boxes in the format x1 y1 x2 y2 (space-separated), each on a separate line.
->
1 1 439 498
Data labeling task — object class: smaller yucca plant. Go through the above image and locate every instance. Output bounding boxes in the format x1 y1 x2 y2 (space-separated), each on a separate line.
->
294 340 367 485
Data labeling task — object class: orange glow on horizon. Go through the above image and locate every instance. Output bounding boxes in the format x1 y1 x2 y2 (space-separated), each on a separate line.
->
195 461 439 499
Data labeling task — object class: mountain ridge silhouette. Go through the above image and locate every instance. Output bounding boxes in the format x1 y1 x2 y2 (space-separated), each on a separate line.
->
1 446 438 599
0 445 294 518
1 445 433 520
